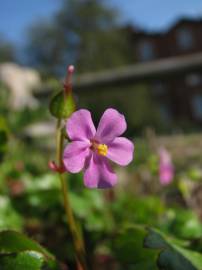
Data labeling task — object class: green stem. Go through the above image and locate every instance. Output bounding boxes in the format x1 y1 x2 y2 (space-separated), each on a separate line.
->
56 119 88 270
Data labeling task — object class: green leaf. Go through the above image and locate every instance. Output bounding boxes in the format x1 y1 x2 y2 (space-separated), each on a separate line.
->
0 130 7 145
157 249 196 270
145 228 202 270
49 91 75 119
0 231 59 269
112 226 202 270
166 208 202 239
0 117 8 162
112 225 159 269
70 189 114 232
0 196 23 230
0 251 44 270
0 230 53 259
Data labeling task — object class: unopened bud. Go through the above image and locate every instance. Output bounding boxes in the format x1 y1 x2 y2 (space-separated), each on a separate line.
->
49 160 66 174
64 65 75 95
68 65 75 74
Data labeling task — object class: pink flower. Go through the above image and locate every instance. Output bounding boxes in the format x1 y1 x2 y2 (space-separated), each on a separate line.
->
63 108 134 188
159 148 174 185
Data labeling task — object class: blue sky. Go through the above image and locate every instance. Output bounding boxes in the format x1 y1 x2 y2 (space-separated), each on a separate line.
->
0 0 58 44
1 0 202 45
110 0 202 29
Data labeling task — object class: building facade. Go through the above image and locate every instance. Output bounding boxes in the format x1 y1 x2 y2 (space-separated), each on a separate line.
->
130 18 202 125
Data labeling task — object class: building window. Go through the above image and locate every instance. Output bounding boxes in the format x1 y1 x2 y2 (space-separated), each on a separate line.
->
176 28 193 50
153 82 167 95
185 73 201 87
192 94 202 119
159 104 171 122
138 40 155 61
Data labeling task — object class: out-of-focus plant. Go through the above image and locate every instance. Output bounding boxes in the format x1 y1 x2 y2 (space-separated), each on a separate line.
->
112 225 202 269
0 36 16 63
0 230 60 269
26 0 132 76
0 116 8 163
158 147 174 186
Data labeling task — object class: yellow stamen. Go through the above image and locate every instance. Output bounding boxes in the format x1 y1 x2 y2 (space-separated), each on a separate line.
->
97 144 108 156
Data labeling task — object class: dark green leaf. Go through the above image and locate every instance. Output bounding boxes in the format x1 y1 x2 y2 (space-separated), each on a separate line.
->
0 251 44 270
0 117 8 162
0 231 59 269
0 196 23 230
0 131 7 145
145 228 202 270
158 249 196 270
112 225 159 269
166 208 202 239
0 230 53 260
112 226 202 270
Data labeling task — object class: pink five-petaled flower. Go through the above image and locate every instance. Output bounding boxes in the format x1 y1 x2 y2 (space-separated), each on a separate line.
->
159 147 174 186
63 108 134 188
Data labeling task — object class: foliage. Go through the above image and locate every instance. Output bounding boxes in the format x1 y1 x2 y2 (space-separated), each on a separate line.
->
0 116 8 162
0 37 16 63
112 226 202 269
0 231 59 270
1 78 202 268
26 0 131 76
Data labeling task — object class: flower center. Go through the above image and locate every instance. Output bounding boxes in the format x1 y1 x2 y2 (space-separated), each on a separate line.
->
91 141 108 156
97 144 108 156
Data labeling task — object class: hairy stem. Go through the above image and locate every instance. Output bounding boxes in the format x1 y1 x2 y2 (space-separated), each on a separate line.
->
56 119 88 270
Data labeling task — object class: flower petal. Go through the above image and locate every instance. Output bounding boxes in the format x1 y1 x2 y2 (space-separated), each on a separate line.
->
107 137 134 166
159 165 174 185
95 108 127 144
63 141 90 173
66 109 96 141
84 153 117 189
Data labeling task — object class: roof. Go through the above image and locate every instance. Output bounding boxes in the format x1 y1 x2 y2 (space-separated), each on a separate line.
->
127 17 202 39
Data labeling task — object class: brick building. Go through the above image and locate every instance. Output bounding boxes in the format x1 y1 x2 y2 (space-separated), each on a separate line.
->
130 18 202 125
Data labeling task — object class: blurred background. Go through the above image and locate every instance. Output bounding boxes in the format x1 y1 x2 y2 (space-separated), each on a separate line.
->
1 0 202 269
